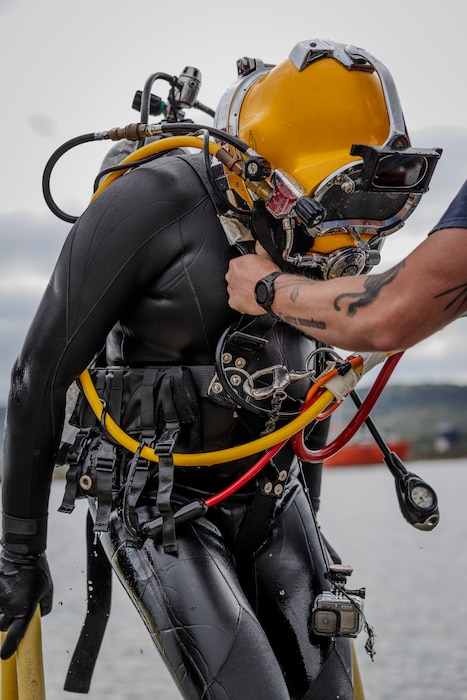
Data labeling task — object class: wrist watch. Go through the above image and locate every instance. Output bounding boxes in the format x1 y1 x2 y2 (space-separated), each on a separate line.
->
254 271 283 314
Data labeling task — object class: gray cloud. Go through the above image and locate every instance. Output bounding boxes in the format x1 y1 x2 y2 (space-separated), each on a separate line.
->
0 0 15 14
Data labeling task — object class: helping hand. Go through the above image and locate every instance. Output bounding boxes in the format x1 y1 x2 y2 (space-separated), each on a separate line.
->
0 550 53 659
226 241 280 315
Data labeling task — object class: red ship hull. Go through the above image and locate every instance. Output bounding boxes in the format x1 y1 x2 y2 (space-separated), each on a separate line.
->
324 440 411 467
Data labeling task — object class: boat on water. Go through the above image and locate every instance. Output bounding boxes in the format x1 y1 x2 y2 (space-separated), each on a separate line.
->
324 438 412 467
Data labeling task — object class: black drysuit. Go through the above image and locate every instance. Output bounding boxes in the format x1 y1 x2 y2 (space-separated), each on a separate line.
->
2 153 354 698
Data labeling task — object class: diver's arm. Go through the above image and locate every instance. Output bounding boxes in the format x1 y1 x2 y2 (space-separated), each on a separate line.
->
226 229 467 352
2 159 200 523
0 159 201 657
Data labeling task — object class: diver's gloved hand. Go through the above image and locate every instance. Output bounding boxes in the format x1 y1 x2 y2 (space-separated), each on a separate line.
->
0 549 53 659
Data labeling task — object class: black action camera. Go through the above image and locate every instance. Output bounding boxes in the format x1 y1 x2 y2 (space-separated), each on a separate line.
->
312 591 363 637
311 564 365 638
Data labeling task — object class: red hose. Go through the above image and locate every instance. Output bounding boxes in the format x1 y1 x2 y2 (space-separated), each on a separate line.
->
291 352 404 462
205 441 286 507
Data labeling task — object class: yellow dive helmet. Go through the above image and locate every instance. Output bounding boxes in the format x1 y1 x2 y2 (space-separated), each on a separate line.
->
214 39 441 278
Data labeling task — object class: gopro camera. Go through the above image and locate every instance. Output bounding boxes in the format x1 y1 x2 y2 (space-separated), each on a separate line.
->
312 591 363 637
311 564 365 638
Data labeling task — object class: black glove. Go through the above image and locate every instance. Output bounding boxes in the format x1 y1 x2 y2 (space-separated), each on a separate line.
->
0 550 53 659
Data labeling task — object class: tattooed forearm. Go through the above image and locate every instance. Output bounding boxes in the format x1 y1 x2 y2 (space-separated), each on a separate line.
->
333 261 405 317
279 314 327 330
275 276 316 304
273 278 326 329
434 282 467 316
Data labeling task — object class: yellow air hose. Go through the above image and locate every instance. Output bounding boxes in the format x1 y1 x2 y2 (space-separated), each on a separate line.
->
79 353 364 467
79 367 336 465
90 134 223 202
1 607 46 700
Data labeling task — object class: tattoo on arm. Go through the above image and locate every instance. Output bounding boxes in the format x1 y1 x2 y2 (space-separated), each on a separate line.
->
434 282 467 316
333 262 405 317
275 277 311 304
274 277 327 329
279 314 327 330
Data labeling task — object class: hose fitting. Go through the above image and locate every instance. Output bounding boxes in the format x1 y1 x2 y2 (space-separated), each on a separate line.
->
107 123 149 141
215 148 244 176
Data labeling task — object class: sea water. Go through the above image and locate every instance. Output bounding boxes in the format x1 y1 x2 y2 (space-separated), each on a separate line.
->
34 458 467 699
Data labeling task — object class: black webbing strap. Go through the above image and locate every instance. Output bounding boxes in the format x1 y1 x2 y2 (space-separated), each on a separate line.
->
177 152 229 217
234 444 293 557
121 368 157 545
121 444 149 547
58 429 91 515
93 439 117 533
107 366 124 425
64 509 112 694
155 371 181 553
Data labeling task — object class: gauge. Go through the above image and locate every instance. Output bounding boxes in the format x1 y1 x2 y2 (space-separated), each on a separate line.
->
410 484 435 509
396 473 439 529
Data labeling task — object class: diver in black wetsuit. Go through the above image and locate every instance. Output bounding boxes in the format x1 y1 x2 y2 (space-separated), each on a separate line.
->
0 39 439 699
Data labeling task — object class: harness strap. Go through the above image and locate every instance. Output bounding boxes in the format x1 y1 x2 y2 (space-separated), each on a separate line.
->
121 444 150 546
155 371 181 553
64 509 112 694
234 444 294 556
93 439 117 532
121 368 158 545
176 152 229 218
107 366 124 424
58 429 91 514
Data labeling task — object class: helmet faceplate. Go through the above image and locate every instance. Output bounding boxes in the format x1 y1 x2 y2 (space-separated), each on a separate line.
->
214 39 441 276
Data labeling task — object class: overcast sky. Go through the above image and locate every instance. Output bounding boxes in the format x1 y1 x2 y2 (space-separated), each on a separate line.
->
0 0 466 403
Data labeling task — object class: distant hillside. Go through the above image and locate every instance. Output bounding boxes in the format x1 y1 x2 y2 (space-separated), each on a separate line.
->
1 384 467 469
325 384 467 458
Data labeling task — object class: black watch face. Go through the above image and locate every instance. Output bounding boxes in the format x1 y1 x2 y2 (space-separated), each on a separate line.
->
255 282 269 305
